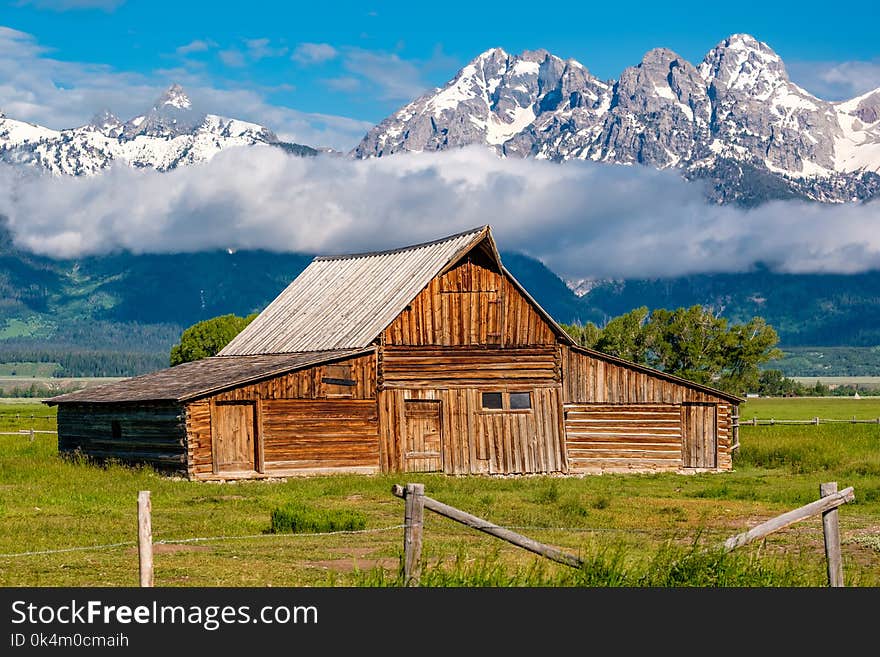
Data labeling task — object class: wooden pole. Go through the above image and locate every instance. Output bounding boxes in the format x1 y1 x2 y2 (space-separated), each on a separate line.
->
29 428 34 442
723 486 854 552
403 483 424 587
820 482 844 587
393 484 582 569
137 490 153 587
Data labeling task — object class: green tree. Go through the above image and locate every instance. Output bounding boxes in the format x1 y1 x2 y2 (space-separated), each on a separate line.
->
594 306 650 362
561 321 602 348
719 317 784 394
645 306 728 384
169 313 257 366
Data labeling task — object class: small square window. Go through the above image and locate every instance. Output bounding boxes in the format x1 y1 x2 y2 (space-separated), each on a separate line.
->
509 392 531 410
111 420 122 439
481 392 503 409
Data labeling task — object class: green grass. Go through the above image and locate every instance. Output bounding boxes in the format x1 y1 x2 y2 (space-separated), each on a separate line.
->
740 397 880 420
268 503 366 534
0 362 61 377
0 397 877 587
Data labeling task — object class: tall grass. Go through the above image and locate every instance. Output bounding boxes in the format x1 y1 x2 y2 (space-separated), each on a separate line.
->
355 538 822 587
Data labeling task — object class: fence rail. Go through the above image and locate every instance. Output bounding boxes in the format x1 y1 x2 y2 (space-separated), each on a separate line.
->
737 416 880 426
0 428 57 441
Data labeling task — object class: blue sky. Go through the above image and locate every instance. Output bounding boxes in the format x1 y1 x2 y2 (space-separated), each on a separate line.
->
2 0 880 149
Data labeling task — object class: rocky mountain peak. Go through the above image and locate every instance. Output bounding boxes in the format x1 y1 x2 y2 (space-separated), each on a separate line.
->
89 109 123 137
352 36 879 202
123 83 205 139
699 33 789 97
156 83 192 110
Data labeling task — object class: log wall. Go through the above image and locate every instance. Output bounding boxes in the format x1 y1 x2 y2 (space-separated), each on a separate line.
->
382 256 557 347
380 346 560 388
562 347 736 471
564 403 682 472
57 403 187 474
186 352 379 479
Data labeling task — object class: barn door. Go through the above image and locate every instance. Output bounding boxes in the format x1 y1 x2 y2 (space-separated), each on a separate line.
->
681 403 717 468
404 400 442 472
212 402 257 473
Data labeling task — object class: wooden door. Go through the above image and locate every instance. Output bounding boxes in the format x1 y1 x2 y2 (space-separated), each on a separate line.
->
404 400 442 472
213 402 257 473
681 403 717 468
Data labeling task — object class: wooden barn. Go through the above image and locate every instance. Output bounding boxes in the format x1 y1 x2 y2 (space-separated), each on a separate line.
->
46 226 742 480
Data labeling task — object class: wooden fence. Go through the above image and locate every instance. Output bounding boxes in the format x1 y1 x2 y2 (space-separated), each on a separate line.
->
737 416 880 426
0 428 57 440
393 481 855 587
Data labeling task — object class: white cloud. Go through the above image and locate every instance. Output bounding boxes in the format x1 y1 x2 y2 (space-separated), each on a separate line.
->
342 48 430 101
244 38 288 61
1 147 878 279
218 49 246 68
0 26 371 150
292 43 338 65
789 59 880 101
175 40 212 56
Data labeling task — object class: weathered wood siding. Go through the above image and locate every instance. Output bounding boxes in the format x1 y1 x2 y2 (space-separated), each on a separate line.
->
564 404 682 472
261 400 378 473
58 403 186 474
185 352 379 479
378 387 564 475
382 256 557 347
562 347 735 471
380 346 560 388
209 353 376 402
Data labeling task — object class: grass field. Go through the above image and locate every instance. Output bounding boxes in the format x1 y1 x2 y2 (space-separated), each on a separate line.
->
0 398 877 587
741 397 880 420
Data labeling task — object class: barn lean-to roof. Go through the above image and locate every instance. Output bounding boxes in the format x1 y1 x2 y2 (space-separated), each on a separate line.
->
44 349 371 404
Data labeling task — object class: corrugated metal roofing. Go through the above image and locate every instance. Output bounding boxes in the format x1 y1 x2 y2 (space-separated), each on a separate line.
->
220 226 491 355
45 349 370 404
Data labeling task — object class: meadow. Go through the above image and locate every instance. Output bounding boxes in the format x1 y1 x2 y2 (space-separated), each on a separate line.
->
0 399 877 587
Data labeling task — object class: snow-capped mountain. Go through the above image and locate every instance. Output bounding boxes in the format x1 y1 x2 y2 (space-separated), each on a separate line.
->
353 34 880 203
0 84 315 176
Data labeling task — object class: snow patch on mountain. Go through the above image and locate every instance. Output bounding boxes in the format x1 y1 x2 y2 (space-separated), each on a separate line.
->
353 34 880 203
0 85 308 176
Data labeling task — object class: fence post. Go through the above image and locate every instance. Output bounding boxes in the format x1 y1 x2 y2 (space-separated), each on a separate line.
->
814 417 819 425
403 483 425 587
137 491 153 587
820 482 843 587
29 428 34 442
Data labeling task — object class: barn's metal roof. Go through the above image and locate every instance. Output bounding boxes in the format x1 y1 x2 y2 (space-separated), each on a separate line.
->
44 349 371 404
220 226 495 355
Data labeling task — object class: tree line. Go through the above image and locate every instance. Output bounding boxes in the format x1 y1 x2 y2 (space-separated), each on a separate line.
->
0 348 167 377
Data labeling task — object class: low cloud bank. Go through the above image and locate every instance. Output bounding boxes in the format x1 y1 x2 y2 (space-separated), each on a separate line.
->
2 146 879 280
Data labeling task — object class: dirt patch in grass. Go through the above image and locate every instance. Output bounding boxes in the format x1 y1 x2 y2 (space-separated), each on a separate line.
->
302 547 397 573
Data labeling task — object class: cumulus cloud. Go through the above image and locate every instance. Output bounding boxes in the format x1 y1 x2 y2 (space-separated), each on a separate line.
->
789 59 880 101
1 147 878 279
341 48 431 101
292 43 338 65
0 26 371 150
175 40 213 56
